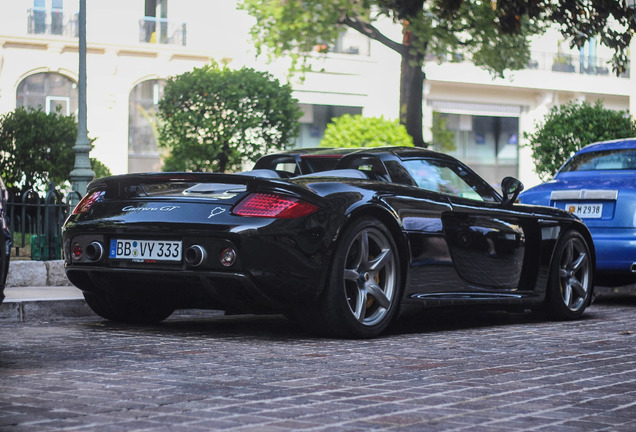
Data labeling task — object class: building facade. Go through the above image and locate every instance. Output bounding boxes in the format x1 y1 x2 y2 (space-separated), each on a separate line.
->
0 0 633 188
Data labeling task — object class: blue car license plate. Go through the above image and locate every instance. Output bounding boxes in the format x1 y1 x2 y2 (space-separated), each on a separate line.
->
109 239 182 261
566 203 603 219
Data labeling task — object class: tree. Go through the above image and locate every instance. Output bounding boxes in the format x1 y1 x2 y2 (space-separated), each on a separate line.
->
239 1 636 148
320 114 413 148
525 100 636 181
158 62 301 173
0 106 109 193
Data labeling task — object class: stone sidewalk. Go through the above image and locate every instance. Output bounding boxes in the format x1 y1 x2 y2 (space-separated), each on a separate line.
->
1 298 635 431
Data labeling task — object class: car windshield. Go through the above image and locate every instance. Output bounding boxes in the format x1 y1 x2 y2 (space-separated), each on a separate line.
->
561 148 636 172
402 159 497 202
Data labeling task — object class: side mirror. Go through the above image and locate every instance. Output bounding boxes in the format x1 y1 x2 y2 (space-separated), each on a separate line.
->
501 177 524 206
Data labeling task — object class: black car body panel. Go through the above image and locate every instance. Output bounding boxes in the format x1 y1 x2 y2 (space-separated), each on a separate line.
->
0 177 11 304
63 147 595 336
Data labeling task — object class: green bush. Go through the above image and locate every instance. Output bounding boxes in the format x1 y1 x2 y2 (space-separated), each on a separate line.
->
0 106 110 193
320 115 414 148
158 62 301 173
525 100 636 180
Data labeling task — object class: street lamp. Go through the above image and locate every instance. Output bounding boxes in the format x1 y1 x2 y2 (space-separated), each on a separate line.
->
69 0 94 204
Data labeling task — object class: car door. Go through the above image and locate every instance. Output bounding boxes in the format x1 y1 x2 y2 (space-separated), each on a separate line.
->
400 156 541 294
443 196 540 292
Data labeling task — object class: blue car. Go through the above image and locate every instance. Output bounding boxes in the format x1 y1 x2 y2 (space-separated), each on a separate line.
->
520 138 636 287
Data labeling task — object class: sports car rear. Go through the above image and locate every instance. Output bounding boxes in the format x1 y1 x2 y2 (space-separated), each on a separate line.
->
63 172 339 312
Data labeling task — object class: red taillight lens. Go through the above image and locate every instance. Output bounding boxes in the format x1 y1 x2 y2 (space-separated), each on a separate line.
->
233 193 318 218
72 191 105 214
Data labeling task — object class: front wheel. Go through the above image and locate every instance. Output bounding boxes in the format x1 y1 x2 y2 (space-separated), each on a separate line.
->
83 291 175 324
298 217 401 338
544 230 593 320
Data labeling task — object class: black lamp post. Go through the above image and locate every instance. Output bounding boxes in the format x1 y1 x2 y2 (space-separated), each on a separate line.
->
70 0 94 204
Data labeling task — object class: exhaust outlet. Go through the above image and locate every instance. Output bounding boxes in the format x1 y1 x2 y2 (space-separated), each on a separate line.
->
185 245 207 267
631 263 636 273
85 241 104 262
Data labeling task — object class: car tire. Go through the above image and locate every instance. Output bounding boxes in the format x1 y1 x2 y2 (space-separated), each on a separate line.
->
543 230 593 320
83 292 175 324
298 217 401 338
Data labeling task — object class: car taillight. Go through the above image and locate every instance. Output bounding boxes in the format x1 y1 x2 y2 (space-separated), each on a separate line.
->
72 191 105 214
233 193 318 218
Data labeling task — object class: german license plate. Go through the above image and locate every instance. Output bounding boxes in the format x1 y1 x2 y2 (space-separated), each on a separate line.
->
565 203 603 219
109 239 182 261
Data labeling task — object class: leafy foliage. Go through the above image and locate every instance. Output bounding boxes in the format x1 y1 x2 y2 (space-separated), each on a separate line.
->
525 101 636 180
157 62 301 173
239 1 636 146
0 106 109 193
240 1 540 77
320 115 413 148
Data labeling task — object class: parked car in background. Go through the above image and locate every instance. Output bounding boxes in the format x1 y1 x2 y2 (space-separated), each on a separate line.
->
63 147 595 338
520 138 636 287
0 177 11 304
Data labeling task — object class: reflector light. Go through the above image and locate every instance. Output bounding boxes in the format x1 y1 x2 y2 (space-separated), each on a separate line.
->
73 191 105 214
220 247 237 267
72 243 82 258
233 193 318 218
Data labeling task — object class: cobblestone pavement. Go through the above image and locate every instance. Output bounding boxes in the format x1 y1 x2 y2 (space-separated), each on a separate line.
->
1 297 635 432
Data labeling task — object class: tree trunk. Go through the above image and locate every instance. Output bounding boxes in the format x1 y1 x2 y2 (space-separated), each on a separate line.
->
399 26 426 147
340 14 427 147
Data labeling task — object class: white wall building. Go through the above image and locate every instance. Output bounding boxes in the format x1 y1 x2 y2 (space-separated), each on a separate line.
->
0 0 633 188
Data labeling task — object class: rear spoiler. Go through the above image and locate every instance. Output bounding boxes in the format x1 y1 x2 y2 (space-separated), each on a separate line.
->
87 171 324 204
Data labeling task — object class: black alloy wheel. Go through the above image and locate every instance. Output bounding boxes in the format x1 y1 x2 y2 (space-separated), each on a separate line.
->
545 230 593 320
299 217 401 338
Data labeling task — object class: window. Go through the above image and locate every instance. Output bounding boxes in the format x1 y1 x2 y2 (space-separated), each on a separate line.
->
141 0 167 43
45 96 70 115
139 0 185 46
28 0 75 37
402 159 498 202
128 80 166 173
561 149 636 172
16 72 77 114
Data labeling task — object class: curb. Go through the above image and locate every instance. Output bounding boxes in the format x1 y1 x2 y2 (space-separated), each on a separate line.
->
7 259 71 287
0 299 93 323
3 260 86 323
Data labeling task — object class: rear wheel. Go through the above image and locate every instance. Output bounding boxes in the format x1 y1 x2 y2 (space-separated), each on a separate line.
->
298 217 401 338
543 230 593 320
83 291 175 324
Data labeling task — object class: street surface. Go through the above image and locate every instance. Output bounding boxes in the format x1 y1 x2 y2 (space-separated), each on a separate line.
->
1 296 635 431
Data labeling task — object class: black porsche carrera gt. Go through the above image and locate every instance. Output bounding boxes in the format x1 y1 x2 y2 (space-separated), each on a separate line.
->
63 147 595 338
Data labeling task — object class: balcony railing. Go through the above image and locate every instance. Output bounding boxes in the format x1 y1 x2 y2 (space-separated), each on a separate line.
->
27 8 78 38
527 51 629 78
139 17 186 46
426 50 630 79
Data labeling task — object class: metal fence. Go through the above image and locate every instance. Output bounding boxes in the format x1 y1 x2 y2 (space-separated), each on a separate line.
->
6 183 81 261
